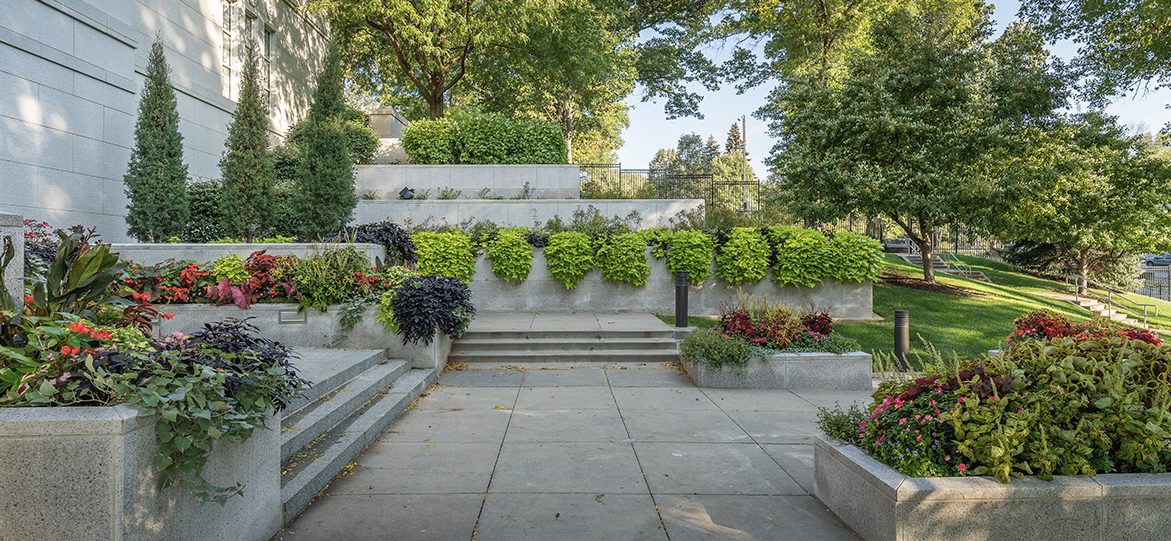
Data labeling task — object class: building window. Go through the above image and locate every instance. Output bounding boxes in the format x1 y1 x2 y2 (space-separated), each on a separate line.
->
263 28 274 110
222 1 233 98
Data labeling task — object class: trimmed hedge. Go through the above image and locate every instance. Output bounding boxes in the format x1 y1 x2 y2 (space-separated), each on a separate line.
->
401 112 567 165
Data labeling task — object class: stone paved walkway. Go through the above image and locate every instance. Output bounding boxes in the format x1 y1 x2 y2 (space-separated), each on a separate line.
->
277 364 873 540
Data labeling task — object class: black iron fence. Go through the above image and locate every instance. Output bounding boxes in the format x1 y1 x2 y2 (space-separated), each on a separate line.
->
578 164 759 211
1137 269 1171 301
815 217 1004 255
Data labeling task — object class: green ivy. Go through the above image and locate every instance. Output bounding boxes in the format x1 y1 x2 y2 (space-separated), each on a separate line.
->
768 226 832 287
401 118 454 164
715 227 770 285
412 231 476 283
486 228 533 284
545 232 595 289
596 233 651 286
665 230 715 285
829 232 884 283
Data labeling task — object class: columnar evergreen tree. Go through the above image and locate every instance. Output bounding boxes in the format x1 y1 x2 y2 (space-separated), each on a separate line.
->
726 123 745 155
124 38 189 242
291 41 356 240
219 41 275 242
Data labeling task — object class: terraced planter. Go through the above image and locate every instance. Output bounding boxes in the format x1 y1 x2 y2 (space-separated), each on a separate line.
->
153 304 453 371
0 405 279 541
680 352 872 390
813 435 1171 541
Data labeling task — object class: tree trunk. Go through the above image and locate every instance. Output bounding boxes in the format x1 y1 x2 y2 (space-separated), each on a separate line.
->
917 239 936 282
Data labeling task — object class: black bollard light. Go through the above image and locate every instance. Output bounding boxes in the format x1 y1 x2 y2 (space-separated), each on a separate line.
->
675 271 688 327
894 310 910 371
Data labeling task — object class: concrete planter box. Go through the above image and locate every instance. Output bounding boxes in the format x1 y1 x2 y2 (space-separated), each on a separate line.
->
680 352 872 390
470 248 874 320
0 405 279 541
153 304 453 371
109 243 388 267
813 434 1171 541
353 199 705 229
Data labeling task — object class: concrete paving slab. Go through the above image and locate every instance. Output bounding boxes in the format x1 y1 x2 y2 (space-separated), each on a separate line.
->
636 442 805 496
789 389 876 408
506 409 629 443
465 313 536 332
728 410 822 444
529 314 602 332
437 367 526 387
490 442 646 494
475 493 668 541
277 493 482 540
598 313 673 331
326 441 499 494
514 386 618 410
612 387 719 411
379 408 513 443
658 494 859 541
519 368 609 387
412 387 520 410
702 389 820 413
606 367 693 387
760 444 816 493
622 408 752 443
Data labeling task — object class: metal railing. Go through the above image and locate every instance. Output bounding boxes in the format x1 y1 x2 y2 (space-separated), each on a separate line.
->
1066 275 1158 326
577 163 756 211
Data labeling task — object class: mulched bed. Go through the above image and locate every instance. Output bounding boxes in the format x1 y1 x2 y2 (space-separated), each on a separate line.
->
879 271 985 298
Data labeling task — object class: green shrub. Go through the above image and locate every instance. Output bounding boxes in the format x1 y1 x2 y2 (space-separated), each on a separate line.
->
218 43 275 242
184 180 228 243
816 403 867 445
715 227 770 285
545 232 594 289
287 246 369 312
375 266 419 334
453 112 514 164
664 230 715 285
768 226 832 287
486 228 534 284
412 231 476 283
596 233 651 286
402 118 455 164
680 328 753 370
829 232 884 284
512 120 568 164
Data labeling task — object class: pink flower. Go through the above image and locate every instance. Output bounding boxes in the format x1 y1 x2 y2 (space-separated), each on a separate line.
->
957 464 967 472
957 396 965 403
945 455 951 461
916 434 922 441
899 418 907 425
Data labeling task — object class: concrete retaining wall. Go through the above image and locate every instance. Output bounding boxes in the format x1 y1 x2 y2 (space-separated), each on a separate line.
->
681 352 873 390
154 304 453 371
355 164 581 200
354 199 705 229
470 248 873 320
0 213 23 308
110 243 388 266
0 405 279 541
813 435 1171 541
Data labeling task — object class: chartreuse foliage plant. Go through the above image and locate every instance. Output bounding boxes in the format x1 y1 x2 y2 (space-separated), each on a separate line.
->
545 232 594 289
595 233 651 286
412 231 476 283
829 233 884 284
401 119 455 164
486 228 533 283
768 226 832 287
375 266 420 334
664 230 715 285
715 227 770 285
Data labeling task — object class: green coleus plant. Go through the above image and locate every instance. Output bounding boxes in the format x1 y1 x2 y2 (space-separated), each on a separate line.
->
768 226 832 287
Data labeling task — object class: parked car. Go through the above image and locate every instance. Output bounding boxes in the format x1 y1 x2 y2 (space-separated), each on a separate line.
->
1143 253 1171 266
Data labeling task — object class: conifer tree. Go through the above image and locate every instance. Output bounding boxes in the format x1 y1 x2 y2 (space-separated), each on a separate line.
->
219 40 275 242
292 40 356 239
725 123 745 156
124 38 190 242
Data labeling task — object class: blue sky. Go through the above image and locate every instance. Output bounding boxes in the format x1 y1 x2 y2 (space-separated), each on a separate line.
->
615 1 1171 173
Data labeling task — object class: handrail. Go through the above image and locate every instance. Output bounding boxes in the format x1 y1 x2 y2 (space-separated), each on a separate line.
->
943 252 971 274
1066 275 1159 327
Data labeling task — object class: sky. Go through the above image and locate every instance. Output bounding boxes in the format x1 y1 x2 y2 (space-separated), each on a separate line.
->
615 1 1171 174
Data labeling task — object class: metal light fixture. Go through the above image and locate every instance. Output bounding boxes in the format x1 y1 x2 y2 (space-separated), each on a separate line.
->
399 187 415 200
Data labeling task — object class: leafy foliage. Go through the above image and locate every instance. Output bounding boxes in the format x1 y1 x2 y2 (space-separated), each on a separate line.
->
817 403 867 446
595 233 650 286
287 246 369 312
680 328 753 370
124 38 190 242
284 105 380 165
545 232 595 290
829 233 885 284
714 227 770 285
391 275 476 345
331 221 417 266
768 226 831 287
486 228 533 284
27 228 128 320
184 180 229 243
412 231 476 283
401 119 454 164
401 113 568 164
663 230 715 285
218 42 275 242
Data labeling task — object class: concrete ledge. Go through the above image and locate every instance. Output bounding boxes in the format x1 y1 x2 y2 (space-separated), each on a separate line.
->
813 435 1171 541
154 304 453 371
0 404 279 541
355 164 581 199
680 352 872 390
353 199 705 229
109 243 388 266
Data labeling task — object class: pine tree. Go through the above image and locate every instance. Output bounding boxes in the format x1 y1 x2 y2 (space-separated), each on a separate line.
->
291 40 356 240
124 38 190 242
219 40 275 242
725 123 745 156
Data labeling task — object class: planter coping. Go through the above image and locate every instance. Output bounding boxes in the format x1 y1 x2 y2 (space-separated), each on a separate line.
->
0 403 153 436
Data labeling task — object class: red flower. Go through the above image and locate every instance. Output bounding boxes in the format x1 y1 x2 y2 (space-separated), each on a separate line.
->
69 321 92 334
161 313 175 320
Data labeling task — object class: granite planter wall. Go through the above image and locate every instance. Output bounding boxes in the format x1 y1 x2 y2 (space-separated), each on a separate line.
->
153 304 453 371
353 199 705 229
0 405 279 541
813 434 1171 541
681 352 872 390
355 164 581 200
109 243 388 267
469 248 874 320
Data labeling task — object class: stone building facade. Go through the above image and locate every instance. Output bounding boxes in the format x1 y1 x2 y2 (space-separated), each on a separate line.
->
0 0 330 241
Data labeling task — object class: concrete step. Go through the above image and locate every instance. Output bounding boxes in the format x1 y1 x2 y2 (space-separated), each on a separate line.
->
284 348 389 413
449 349 680 364
458 329 674 341
451 337 678 353
280 360 411 463
281 368 436 524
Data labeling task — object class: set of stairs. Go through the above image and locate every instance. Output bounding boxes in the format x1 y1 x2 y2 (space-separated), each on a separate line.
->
449 326 679 365
280 348 437 523
1073 298 1149 329
899 254 993 283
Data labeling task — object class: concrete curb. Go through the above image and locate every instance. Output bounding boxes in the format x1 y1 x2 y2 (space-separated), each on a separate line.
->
680 352 873 390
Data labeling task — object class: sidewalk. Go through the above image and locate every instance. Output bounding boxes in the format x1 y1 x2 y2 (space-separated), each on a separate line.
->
277 363 872 540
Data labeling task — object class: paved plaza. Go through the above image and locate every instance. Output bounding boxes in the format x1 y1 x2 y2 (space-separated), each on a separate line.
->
278 361 873 540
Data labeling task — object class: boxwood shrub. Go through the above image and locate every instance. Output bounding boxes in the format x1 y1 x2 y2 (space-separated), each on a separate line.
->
401 112 567 165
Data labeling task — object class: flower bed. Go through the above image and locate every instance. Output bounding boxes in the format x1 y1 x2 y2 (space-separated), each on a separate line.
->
680 351 872 389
